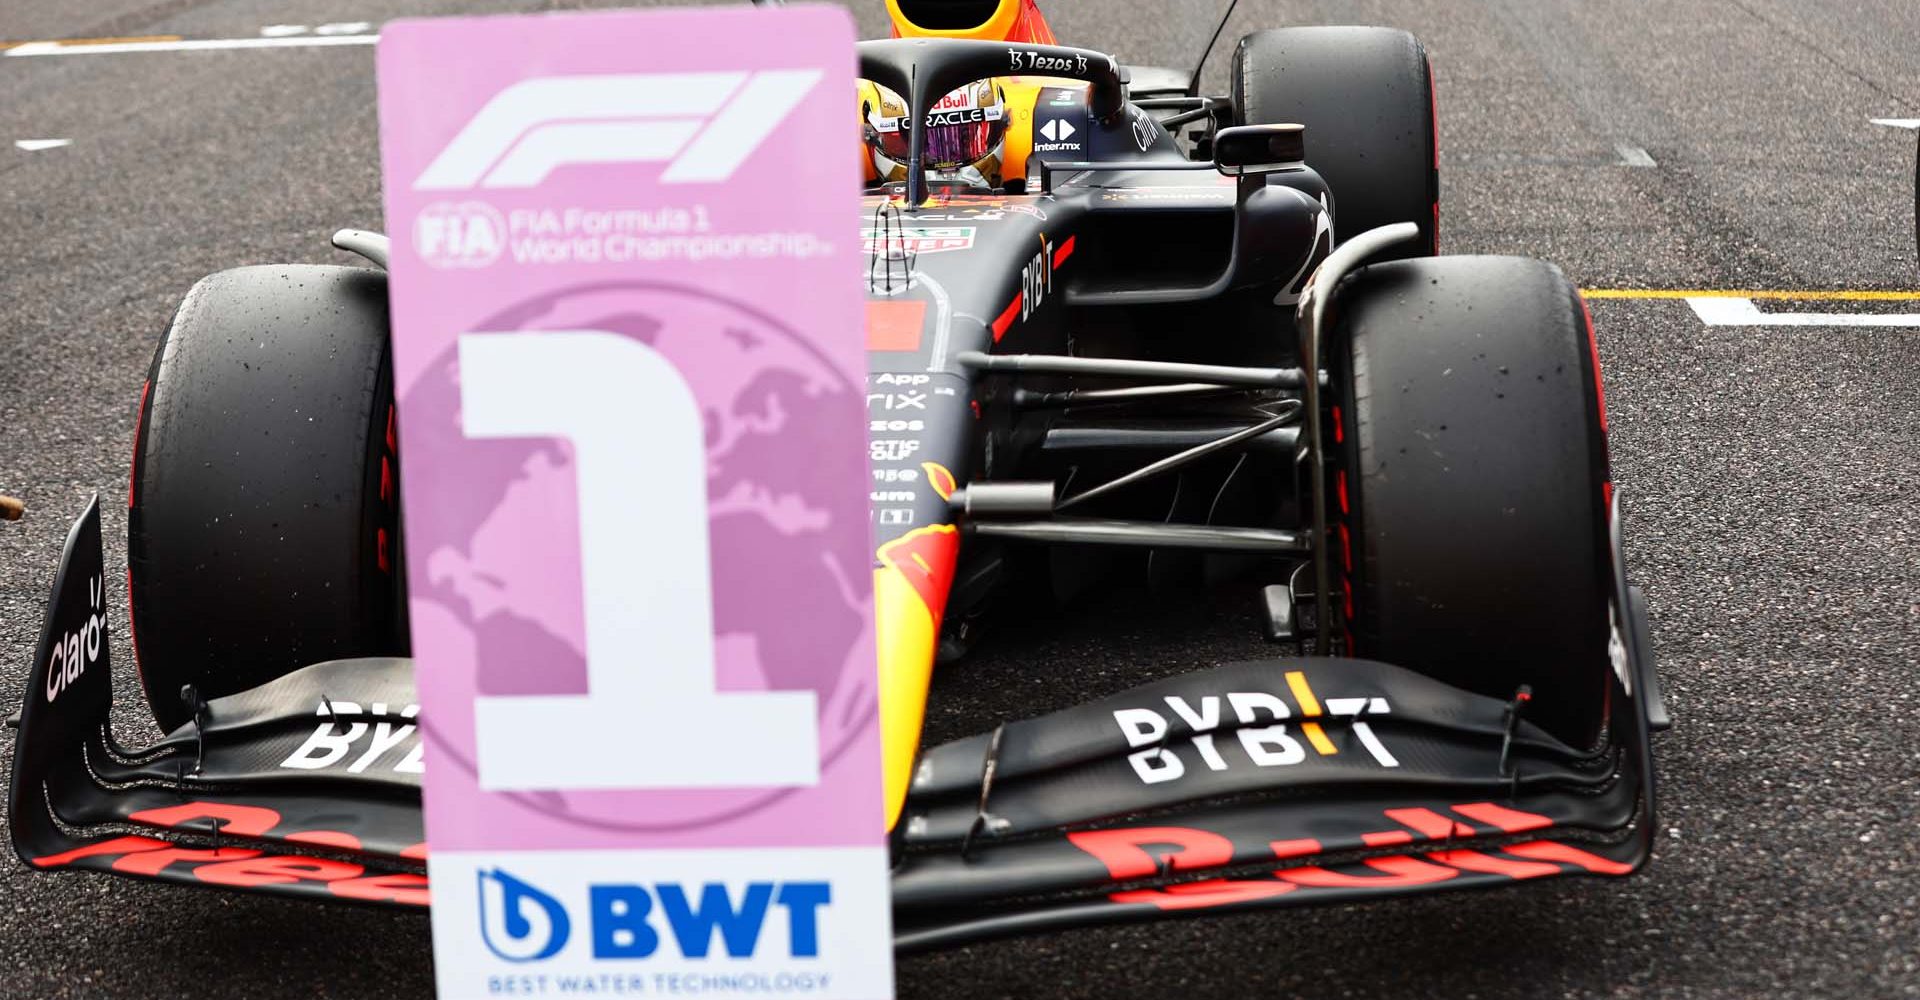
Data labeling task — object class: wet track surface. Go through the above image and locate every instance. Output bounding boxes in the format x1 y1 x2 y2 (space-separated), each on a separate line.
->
2 0 1918 996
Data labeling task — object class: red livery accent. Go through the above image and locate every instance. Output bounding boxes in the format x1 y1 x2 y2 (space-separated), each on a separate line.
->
30 801 431 906
113 846 260 877
1067 826 1234 880
1429 849 1561 880
1451 801 1554 834
991 292 1023 342
196 855 364 887
1501 840 1634 875
879 524 962 612
1277 854 1458 888
1076 803 1627 915
128 379 150 510
1384 808 1476 840
1052 235 1076 269
31 836 170 869
132 801 279 837
867 299 928 352
1269 838 1321 859
285 830 364 851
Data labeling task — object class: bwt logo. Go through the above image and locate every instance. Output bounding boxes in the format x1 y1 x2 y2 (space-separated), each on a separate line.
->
414 70 823 191
477 869 831 962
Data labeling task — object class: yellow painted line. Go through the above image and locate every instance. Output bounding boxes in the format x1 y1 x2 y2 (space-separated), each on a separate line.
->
1284 670 1323 716
0 35 183 48
1582 289 1920 301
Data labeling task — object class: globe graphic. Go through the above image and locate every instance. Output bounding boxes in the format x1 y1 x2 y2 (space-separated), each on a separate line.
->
399 280 875 830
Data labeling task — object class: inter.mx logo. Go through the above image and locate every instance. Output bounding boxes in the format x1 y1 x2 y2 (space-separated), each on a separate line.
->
411 70 820 267
477 869 831 962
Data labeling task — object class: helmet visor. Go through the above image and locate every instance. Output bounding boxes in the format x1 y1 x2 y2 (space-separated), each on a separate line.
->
870 81 1006 170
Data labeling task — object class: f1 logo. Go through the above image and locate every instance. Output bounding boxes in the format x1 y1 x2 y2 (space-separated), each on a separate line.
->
414 70 823 190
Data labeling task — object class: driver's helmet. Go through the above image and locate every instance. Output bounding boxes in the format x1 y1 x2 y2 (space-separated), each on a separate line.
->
861 78 1008 189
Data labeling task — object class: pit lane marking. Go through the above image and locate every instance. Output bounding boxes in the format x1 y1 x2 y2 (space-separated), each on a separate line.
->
261 23 374 38
1686 298 1920 327
1583 289 1920 301
1614 144 1657 168
1870 118 1920 130
1581 289 1920 327
4 34 376 56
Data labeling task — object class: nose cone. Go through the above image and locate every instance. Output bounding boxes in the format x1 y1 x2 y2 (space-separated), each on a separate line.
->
874 524 960 829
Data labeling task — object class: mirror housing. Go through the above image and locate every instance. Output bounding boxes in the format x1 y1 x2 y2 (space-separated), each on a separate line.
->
1214 123 1306 176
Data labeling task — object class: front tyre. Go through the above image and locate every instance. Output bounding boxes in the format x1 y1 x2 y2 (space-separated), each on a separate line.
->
129 265 403 732
1329 256 1612 748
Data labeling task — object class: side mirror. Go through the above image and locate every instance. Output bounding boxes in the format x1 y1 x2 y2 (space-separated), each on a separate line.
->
1214 123 1306 176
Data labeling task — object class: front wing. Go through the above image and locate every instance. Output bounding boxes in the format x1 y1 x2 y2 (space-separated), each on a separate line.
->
9 496 1660 949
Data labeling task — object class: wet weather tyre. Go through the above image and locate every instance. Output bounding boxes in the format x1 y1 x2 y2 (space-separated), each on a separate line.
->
128 265 404 733
1232 26 1438 258
1329 255 1611 748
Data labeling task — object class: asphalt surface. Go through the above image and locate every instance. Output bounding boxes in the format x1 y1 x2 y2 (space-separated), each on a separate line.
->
2 0 1918 997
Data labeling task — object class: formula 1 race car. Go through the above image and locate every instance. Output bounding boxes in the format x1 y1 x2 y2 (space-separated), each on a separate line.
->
9 0 1665 950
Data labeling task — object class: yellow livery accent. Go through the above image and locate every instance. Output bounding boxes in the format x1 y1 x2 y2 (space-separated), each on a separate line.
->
874 525 961 829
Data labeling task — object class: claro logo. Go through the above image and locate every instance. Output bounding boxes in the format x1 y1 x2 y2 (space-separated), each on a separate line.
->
413 70 823 191
45 575 105 704
477 869 832 962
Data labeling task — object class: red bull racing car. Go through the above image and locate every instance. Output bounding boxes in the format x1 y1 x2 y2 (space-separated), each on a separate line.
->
9 0 1665 951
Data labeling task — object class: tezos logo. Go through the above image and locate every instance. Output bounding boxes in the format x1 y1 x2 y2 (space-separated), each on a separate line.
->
476 870 833 962
414 200 506 269
45 575 105 704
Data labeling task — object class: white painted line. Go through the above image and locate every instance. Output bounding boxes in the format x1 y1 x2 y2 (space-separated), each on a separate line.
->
260 24 310 37
314 22 373 36
1615 144 1657 168
1689 297 1920 327
1870 118 1920 130
4 34 377 56
14 139 71 151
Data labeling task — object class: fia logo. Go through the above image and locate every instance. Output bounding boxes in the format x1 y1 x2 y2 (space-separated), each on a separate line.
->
478 869 572 962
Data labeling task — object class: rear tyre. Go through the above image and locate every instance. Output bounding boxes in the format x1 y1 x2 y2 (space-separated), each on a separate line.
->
1329 256 1611 747
1232 26 1439 258
129 265 403 732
